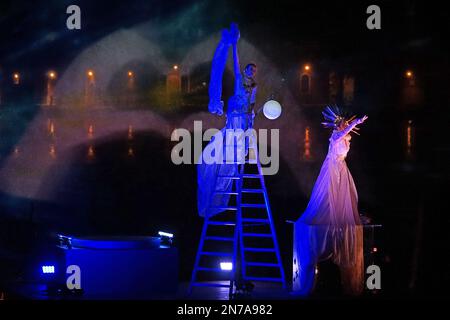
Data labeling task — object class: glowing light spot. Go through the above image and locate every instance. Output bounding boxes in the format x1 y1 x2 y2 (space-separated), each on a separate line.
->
13 73 20 85
48 71 56 79
88 125 94 138
41 266 55 274
315 266 319 275
88 145 95 158
87 70 94 77
263 100 282 120
49 145 56 158
406 70 413 78
372 247 378 253
128 125 133 140
128 147 134 157
173 65 178 70
304 64 311 71
220 262 233 271
158 231 174 238
128 71 133 77
49 121 55 136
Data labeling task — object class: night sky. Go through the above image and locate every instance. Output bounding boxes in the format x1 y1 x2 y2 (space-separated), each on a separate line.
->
1 0 447 71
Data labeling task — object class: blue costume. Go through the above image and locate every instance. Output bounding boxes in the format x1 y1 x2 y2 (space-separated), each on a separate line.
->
198 25 257 217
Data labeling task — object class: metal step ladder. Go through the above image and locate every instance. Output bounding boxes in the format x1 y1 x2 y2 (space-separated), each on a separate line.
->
189 136 286 298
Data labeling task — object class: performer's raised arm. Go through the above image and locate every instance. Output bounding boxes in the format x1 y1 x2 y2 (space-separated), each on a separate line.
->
333 115 368 140
230 23 241 78
207 29 232 115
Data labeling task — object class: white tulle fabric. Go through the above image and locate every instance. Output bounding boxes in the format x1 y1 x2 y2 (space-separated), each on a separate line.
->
293 131 364 295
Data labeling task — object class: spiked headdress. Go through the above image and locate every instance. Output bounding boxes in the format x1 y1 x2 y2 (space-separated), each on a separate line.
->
321 105 360 135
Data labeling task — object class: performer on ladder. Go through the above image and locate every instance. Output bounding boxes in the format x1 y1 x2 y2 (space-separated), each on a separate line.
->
198 22 258 219
191 24 286 297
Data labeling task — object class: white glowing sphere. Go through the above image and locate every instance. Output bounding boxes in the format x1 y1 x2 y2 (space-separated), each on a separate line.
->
263 100 282 120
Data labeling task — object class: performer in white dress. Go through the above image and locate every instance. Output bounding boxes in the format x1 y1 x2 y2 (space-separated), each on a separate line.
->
293 106 368 295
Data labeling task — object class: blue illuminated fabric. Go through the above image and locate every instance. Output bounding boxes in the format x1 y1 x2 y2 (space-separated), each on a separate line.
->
197 128 237 218
293 131 364 295
207 30 230 116
198 32 256 218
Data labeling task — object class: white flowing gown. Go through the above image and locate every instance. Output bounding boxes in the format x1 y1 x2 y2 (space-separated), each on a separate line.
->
293 130 364 295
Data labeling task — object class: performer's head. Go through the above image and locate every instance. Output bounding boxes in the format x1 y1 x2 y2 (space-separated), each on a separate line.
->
337 119 348 130
322 105 353 131
244 63 257 79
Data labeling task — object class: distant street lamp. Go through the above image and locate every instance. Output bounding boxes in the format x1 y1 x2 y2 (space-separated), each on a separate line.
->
85 70 96 106
13 73 20 85
405 70 415 87
46 71 57 106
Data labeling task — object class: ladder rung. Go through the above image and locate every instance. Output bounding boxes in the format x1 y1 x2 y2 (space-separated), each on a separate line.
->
244 247 276 252
207 221 236 226
205 236 235 241
192 282 231 288
242 233 272 238
241 174 260 178
241 204 266 209
245 262 280 267
217 175 240 180
242 189 264 193
223 161 252 164
209 206 237 211
197 267 229 272
242 218 269 223
200 251 233 256
243 277 284 283
213 191 238 195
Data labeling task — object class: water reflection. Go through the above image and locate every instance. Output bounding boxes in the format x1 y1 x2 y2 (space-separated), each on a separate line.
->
303 126 312 160
7 114 417 166
87 145 95 159
47 120 55 137
88 124 94 138
128 125 133 140
406 120 414 159
49 144 56 159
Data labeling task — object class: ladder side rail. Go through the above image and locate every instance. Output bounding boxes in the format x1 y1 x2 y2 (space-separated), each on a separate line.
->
189 213 212 294
255 150 287 289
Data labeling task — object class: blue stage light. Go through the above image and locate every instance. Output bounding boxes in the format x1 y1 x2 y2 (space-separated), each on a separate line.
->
158 231 174 238
220 262 233 271
42 265 55 274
